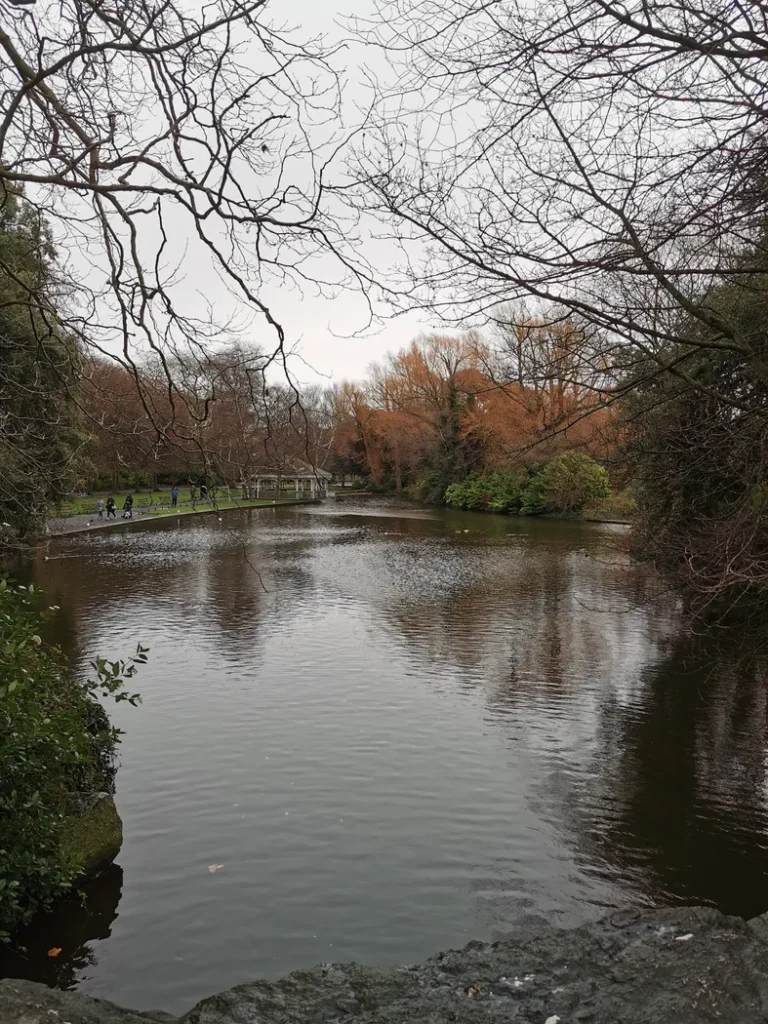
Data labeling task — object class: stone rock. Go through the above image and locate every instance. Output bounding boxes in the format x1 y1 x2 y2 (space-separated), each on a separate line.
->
6 907 768 1024
59 794 123 882
181 906 768 1023
0 978 175 1024
66 791 112 817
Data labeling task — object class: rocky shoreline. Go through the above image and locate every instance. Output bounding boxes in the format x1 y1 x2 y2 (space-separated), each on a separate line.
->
4 905 768 1022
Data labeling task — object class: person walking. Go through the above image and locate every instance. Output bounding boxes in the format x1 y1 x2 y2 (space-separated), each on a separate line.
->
171 486 179 508
106 496 117 520
122 493 134 519
200 482 208 501
96 497 104 520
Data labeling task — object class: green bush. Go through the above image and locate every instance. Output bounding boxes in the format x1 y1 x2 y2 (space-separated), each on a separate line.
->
537 452 611 515
445 469 527 512
520 474 546 515
445 456 610 517
0 577 143 935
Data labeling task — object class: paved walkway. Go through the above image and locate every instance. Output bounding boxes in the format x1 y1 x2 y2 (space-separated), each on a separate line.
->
47 510 149 536
46 498 320 537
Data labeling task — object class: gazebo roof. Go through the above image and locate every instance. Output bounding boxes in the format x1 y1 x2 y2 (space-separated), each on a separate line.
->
241 458 332 481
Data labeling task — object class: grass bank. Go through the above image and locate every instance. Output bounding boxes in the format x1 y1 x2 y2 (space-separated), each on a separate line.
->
54 490 187 517
47 498 321 537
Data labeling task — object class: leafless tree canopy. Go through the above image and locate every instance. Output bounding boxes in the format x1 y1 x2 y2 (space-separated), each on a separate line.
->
354 0 768 387
0 0 364 375
345 0 768 617
0 0 376 527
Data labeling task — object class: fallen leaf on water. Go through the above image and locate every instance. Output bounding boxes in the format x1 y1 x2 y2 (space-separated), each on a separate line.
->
545 1016 561 1024
675 933 693 942
208 863 225 873
47 947 62 958
465 985 480 998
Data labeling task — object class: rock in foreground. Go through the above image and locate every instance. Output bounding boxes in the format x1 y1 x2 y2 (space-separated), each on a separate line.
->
6 906 768 1024
0 980 173 1024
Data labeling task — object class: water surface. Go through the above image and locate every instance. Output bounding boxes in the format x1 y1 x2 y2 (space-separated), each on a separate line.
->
3 500 768 1013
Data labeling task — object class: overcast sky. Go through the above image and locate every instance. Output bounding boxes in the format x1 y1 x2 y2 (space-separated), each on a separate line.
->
250 0 434 387
38 0 437 387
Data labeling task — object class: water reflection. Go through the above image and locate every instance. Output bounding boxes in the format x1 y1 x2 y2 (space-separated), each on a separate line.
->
3 502 768 1013
569 632 768 915
0 867 123 990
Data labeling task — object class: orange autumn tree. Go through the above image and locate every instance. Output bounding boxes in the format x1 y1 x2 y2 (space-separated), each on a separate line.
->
81 345 335 491
373 335 489 496
329 324 614 498
79 357 186 489
330 335 488 495
327 382 383 484
482 307 614 460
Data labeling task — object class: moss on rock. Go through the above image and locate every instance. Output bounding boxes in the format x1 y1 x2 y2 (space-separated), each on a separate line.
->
60 795 123 882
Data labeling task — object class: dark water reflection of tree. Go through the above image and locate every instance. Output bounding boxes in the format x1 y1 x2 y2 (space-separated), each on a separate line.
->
0 866 123 989
5 513 768 988
375 525 768 918
568 632 768 917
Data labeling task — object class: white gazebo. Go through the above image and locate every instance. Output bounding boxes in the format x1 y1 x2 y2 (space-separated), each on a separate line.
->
240 460 331 501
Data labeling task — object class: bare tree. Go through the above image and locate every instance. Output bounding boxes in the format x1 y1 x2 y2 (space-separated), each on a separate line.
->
488 305 608 427
353 0 768 404
0 0 371 532
0 0 366 360
349 0 768 614
80 343 335 493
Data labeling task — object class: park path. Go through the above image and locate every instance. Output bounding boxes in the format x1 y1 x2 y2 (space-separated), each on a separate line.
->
46 497 321 537
47 507 183 536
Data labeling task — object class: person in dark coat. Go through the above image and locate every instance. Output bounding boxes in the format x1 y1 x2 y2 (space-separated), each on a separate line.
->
106 496 117 519
122 493 134 519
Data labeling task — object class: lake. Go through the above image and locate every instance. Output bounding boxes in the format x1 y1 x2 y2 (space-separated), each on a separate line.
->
3 498 768 1014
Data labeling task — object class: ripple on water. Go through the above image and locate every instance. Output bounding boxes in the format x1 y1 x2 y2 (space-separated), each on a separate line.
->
3 502 767 1013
